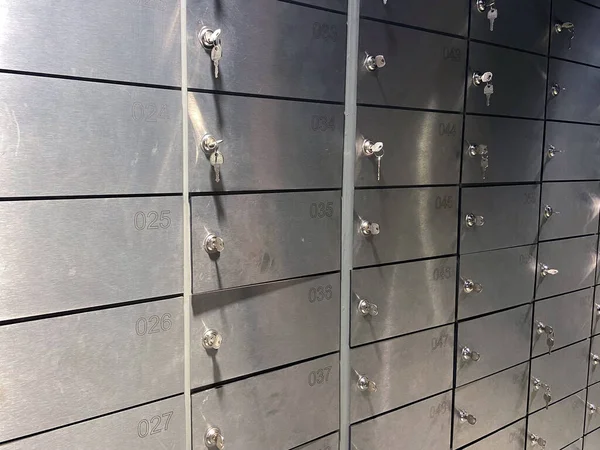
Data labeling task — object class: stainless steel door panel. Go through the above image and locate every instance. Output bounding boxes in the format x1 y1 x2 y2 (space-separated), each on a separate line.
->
527 392 586 450
191 274 340 387
361 0 468 35
295 0 347 12
532 289 593 357
536 236 597 300
540 182 600 241
191 192 340 292
0 298 184 442
465 419 527 450
0 197 183 321
458 245 537 320
187 0 345 101
530 340 589 412
594 290 600 336
456 305 532 386
355 108 461 186
353 187 458 267
470 0 550 54
0 396 185 450
453 363 529 448
188 93 343 192
297 434 339 450
191 354 339 450
551 0 600 67
463 116 543 184
547 59 600 124
358 21 466 111
586 382 600 433
586 428 600 450
544 122 600 181
562 440 583 450
460 185 540 254
0 0 180 86
467 43 547 118
350 326 454 423
351 392 452 450
0 74 182 196
351 257 456 346
590 336 600 384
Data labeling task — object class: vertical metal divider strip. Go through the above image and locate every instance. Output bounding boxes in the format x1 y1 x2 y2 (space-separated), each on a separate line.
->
340 1 360 449
180 0 192 448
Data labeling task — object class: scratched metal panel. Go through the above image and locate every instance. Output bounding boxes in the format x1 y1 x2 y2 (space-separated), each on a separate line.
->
295 0 346 12
188 93 343 191
358 20 466 111
351 392 452 450
191 274 340 387
361 0 468 35
296 434 339 450
0 197 182 321
0 0 181 85
187 0 346 101
191 191 340 292
356 107 461 186
0 298 184 443
192 354 339 450
464 419 526 450
0 73 182 196
0 397 185 450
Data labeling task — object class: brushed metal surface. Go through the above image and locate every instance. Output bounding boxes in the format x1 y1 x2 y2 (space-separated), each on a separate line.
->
540 182 600 241
353 187 458 267
456 305 532 386
0 298 184 443
544 122 600 181
561 439 583 450
191 274 340 388
361 0 468 35
527 391 586 450
594 290 600 336
294 0 346 12
536 235 597 300
585 427 600 450
355 107 461 187
586 382 600 434
351 392 452 450
590 336 600 384
458 245 537 320
453 363 529 448
188 93 343 192
547 59 600 124
191 354 339 450
532 289 593 357
350 326 454 423
463 116 543 184
464 419 527 450
551 0 600 67
467 42 547 118
191 191 340 292
0 73 182 196
0 197 182 321
0 0 181 86
187 0 346 101
470 0 550 54
357 20 466 111
296 433 339 450
351 257 456 346
530 340 589 412
460 185 540 254
0 396 185 450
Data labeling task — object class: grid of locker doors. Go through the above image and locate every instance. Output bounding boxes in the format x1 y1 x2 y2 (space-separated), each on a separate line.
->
349 1 600 450
0 0 186 448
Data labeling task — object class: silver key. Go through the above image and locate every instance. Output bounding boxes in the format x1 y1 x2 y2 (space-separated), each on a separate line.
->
487 7 498 31
211 42 222 79
375 148 384 181
547 333 555 354
543 386 552 410
210 150 224 183
481 153 489 180
484 83 494 107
